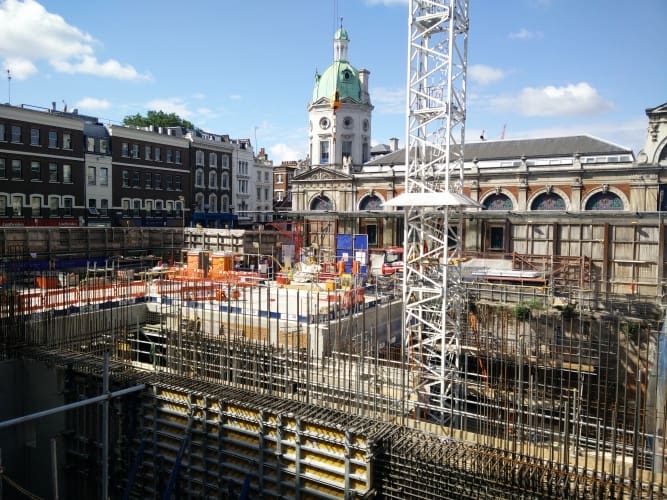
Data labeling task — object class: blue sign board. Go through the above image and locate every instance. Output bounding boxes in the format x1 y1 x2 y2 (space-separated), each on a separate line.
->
335 234 368 275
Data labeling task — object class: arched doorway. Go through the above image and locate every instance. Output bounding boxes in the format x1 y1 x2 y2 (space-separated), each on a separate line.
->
359 195 383 248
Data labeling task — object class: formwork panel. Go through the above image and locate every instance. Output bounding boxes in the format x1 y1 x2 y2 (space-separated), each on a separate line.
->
133 382 376 498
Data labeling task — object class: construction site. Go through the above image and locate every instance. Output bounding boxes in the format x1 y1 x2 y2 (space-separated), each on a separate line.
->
0 217 665 499
2 2 667 499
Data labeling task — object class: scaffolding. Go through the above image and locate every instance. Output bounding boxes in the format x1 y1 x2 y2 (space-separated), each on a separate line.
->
2 242 667 497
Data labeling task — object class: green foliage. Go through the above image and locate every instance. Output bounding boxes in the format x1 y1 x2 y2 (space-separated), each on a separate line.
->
621 321 640 342
526 298 544 310
123 110 194 130
513 302 531 321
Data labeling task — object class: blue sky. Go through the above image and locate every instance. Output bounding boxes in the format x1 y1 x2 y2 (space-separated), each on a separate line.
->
1 0 665 163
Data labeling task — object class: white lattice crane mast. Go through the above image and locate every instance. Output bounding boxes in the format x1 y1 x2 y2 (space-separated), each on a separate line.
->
387 0 477 425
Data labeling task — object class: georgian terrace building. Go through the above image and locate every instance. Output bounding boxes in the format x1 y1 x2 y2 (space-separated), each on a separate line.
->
0 102 271 230
0 103 87 226
108 125 190 228
182 128 234 228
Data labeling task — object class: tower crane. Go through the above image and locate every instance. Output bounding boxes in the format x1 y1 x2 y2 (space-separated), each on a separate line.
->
386 0 477 425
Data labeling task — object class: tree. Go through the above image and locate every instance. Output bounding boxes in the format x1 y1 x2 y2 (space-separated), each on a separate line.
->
123 110 194 130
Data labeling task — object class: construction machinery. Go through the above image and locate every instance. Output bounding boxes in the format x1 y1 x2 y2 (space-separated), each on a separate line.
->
386 0 478 424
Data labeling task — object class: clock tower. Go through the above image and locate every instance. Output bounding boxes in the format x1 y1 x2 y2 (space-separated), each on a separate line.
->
307 25 373 172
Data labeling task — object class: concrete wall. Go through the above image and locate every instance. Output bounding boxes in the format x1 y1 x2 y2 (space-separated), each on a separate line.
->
0 359 66 500
313 297 403 357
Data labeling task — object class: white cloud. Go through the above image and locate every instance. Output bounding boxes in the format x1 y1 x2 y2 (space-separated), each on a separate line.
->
229 94 242 101
145 97 193 118
75 97 110 110
490 82 613 117
509 28 543 40
469 64 505 86
141 99 221 127
269 143 306 164
0 0 149 80
371 86 405 115
255 121 307 163
51 55 149 81
2 57 37 79
196 107 214 117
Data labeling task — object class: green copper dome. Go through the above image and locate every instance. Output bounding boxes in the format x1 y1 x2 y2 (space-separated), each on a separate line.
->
334 27 349 41
312 61 361 103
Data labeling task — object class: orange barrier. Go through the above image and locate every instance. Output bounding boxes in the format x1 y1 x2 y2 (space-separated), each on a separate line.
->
9 279 148 314
35 276 59 289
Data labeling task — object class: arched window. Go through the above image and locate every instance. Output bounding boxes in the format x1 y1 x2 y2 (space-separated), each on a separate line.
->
209 152 217 167
483 193 513 210
221 195 229 212
310 195 332 211
195 193 205 212
195 168 204 188
209 171 217 188
531 193 566 211
208 194 217 213
585 192 624 211
359 195 383 210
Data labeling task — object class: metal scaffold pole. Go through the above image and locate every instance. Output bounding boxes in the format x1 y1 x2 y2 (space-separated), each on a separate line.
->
0 385 145 430
102 350 110 500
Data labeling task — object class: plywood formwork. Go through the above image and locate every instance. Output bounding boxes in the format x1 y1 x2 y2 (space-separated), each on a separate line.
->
28 356 665 499
128 377 387 499
479 219 666 300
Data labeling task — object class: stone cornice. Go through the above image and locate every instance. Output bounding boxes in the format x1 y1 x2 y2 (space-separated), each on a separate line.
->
0 106 86 130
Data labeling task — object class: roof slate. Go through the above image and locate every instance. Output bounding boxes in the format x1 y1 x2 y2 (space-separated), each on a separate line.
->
364 135 633 166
